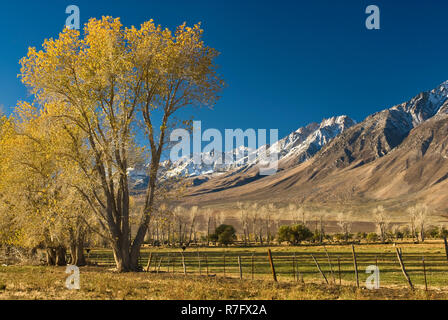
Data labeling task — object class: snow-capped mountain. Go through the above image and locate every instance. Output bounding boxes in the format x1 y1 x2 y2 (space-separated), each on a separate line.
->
313 80 448 168
154 115 355 180
129 80 448 191
273 115 355 164
161 145 256 178
181 80 448 211
390 80 448 127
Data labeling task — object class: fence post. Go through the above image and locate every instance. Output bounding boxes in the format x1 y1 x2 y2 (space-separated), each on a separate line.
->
311 254 328 284
251 253 255 280
238 256 243 280
267 249 278 282
444 237 448 263
422 257 428 292
197 251 201 276
352 245 359 288
293 253 296 282
145 252 152 272
395 248 413 290
205 255 209 276
223 254 226 278
166 254 170 273
151 255 157 272
337 256 341 286
324 246 335 284
181 252 187 276
157 257 163 274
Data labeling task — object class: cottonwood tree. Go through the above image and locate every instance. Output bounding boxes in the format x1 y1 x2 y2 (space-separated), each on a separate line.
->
217 212 225 226
408 209 418 242
273 210 282 239
291 200 306 226
248 204 264 245
187 206 198 244
337 212 352 242
408 204 429 243
203 208 213 246
312 211 326 243
148 203 174 245
288 203 299 225
237 202 250 245
373 205 389 243
173 206 192 244
20 17 223 271
0 115 19 247
262 203 275 244
0 104 92 265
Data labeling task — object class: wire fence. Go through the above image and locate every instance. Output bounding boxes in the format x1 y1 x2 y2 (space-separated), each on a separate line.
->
87 244 448 290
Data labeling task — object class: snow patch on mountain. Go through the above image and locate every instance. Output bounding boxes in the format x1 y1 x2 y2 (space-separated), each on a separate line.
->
129 80 448 189
156 115 356 179
390 80 448 128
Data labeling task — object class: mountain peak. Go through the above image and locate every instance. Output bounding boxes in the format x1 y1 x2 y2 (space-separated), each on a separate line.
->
438 80 448 90
431 80 448 99
319 115 356 129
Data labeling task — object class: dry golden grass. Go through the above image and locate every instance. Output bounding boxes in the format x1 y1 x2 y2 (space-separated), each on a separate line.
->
0 265 447 300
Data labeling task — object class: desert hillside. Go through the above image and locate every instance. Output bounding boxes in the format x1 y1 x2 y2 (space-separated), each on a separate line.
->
180 85 448 217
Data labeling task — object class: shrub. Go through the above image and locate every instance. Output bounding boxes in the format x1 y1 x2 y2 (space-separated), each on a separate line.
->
427 227 440 239
312 230 325 243
277 224 313 245
366 232 379 243
355 232 367 240
210 224 236 246
334 233 353 242
441 228 448 239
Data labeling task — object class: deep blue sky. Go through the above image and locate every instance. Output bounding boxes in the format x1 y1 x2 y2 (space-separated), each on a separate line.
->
1 0 448 138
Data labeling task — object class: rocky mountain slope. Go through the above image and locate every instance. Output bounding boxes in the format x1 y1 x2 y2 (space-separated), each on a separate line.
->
181 81 448 211
129 115 356 189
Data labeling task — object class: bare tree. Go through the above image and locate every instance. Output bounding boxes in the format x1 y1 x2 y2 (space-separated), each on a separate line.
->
299 206 306 226
249 203 264 245
314 211 326 243
409 204 428 243
408 208 417 242
288 203 299 224
188 206 198 244
203 208 213 246
249 204 259 243
273 210 282 240
262 203 275 244
237 202 250 246
337 212 352 242
173 206 188 245
217 212 225 226
373 205 389 243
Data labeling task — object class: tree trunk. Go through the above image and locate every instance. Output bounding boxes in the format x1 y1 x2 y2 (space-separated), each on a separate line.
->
207 217 211 246
70 241 86 266
112 241 132 272
46 248 56 266
55 246 67 266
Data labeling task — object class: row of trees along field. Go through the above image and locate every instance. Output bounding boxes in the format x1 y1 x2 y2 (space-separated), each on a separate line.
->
0 17 224 272
143 202 447 247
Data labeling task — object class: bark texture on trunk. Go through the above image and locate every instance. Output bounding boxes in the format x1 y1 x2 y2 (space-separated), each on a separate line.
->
70 242 86 266
55 246 67 266
46 248 56 266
